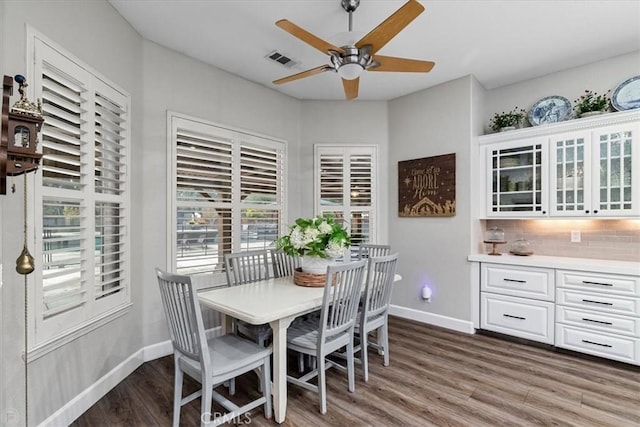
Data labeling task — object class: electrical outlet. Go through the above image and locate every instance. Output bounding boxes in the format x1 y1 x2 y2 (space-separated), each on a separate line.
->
571 230 581 243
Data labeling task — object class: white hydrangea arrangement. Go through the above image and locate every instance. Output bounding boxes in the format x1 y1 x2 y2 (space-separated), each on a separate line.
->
276 214 350 259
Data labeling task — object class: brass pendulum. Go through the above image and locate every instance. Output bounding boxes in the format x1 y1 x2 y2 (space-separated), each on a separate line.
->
16 173 35 275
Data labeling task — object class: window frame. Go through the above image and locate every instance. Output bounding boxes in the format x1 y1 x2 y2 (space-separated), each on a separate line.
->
314 144 378 254
167 112 287 282
27 28 131 355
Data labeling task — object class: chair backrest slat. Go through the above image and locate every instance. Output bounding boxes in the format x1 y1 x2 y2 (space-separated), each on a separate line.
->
319 260 367 344
363 253 398 321
357 244 391 260
225 250 270 286
156 268 209 365
271 250 301 278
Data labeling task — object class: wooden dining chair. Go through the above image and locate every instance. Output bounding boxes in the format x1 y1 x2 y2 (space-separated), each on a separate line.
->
286 260 367 414
156 268 272 427
270 249 301 278
357 243 391 260
356 253 398 381
224 250 273 347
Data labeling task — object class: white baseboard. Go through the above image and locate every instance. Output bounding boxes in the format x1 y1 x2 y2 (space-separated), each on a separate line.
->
39 348 144 427
389 304 476 334
38 326 222 427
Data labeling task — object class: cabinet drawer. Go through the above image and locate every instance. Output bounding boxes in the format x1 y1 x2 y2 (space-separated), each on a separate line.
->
557 289 640 317
556 306 640 337
557 270 640 296
556 324 640 365
482 264 554 301
481 293 554 344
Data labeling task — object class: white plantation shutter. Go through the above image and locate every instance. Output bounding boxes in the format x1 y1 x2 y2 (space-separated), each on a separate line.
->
32 36 130 344
315 145 377 259
170 116 285 276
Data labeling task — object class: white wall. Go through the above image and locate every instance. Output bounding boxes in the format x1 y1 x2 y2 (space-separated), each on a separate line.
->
0 1 143 425
388 76 475 326
299 101 389 241
482 52 640 134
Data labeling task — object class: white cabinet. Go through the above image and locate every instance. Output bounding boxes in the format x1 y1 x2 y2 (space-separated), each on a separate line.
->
480 263 555 344
555 270 640 365
550 123 640 217
471 255 640 366
479 110 640 218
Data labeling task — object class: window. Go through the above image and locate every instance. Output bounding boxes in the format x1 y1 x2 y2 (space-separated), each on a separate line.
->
314 145 377 259
30 34 131 346
169 114 285 276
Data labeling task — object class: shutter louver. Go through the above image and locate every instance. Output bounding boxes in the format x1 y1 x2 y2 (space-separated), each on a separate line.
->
42 198 86 317
41 62 87 191
176 130 233 203
95 92 127 196
95 202 125 299
320 154 344 206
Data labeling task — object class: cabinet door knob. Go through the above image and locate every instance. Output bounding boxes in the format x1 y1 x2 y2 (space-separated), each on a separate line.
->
542 211 547 215
593 210 598 214
585 210 590 214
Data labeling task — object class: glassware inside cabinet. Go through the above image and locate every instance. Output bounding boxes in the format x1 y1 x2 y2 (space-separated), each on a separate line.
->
490 143 544 214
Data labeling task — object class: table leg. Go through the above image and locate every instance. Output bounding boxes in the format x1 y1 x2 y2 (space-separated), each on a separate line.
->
270 316 295 423
220 313 234 335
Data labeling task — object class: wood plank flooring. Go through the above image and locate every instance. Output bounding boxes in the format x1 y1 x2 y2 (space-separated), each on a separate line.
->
71 317 640 426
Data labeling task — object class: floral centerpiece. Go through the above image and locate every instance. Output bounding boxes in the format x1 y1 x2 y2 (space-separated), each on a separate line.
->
574 89 610 117
489 107 527 132
276 214 350 274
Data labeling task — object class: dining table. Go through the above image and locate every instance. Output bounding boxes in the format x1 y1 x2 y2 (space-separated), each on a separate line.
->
198 273 401 423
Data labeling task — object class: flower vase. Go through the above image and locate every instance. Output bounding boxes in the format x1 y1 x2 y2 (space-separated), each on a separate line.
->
499 126 516 132
301 256 333 274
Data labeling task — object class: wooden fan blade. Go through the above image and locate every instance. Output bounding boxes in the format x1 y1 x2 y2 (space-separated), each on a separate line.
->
276 19 344 55
342 78 359 100
355 0 424 55
273 65 332 85
370 55 435 73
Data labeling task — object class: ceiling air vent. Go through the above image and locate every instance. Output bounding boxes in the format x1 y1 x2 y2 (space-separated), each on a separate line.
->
266 50 298 68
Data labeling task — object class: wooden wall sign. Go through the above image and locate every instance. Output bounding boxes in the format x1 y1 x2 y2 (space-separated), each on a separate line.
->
398 153 456 217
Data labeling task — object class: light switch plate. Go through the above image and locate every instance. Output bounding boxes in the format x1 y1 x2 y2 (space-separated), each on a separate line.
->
571 230 581 243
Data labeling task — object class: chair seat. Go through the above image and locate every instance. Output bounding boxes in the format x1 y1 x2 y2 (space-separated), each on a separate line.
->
287 317 320 350
180 334 272 380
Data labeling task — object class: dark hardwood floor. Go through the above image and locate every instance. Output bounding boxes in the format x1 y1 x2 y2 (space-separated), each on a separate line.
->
72 317 640 426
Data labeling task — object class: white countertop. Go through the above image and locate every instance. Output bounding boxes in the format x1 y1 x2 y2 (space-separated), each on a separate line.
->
468 254 640 276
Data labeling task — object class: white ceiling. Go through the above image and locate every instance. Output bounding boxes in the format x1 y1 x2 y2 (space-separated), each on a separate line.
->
108 0 640 101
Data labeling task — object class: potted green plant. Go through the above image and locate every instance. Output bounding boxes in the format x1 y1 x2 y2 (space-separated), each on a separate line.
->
574 89 610 118
276 214 351 273
489 107 527 132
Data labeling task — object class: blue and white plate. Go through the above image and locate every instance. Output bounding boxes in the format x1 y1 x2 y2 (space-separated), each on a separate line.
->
528 96 572 126
612 75 640 111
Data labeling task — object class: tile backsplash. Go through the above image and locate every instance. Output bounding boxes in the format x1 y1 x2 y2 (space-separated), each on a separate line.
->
483 219 640 262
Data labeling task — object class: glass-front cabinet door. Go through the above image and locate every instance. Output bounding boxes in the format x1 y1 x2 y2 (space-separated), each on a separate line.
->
592 124 638 216
550 131 591 216
487 139 547 216
550 124 639 217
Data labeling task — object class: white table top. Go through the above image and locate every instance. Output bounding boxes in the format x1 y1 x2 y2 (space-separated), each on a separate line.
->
199 277 325 324
198 274 402 325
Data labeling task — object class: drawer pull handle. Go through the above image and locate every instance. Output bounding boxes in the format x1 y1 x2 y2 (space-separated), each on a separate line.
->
582 280 613 287
504 278 526 284
581 339 612 348
582 318 613 326
503 314 526 320
581 299 613 306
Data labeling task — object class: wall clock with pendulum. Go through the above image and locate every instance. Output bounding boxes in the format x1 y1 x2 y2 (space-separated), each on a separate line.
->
1 74 44 427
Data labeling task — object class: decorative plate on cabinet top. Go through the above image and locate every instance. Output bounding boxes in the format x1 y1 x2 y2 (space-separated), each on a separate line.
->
611 75 640 111
528 96 572 126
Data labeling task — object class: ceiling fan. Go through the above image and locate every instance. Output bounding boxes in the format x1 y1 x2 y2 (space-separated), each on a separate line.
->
273 0 435 100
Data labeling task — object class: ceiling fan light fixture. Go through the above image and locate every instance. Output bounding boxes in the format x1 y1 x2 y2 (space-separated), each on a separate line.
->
337 62 364 80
